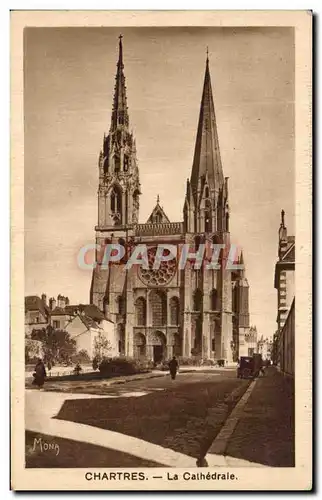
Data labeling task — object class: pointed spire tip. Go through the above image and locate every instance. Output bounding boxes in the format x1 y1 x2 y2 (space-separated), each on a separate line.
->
281 209 285 227
117 34 124 67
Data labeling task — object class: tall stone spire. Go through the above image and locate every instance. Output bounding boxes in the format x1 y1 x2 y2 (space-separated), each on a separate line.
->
184 52 228 234
111 35 129 131
96 35 140 231
190 53 224 196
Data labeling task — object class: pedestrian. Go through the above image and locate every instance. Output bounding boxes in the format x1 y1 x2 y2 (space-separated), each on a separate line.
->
32 358 47 389
169 356 179 380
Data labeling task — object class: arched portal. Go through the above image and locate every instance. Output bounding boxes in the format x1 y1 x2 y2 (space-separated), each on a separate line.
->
152 330 166 364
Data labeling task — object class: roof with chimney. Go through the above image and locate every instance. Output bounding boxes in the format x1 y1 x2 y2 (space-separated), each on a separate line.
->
25 296 50 316
25 294 106 324
64 304 105 321
50 307 68 316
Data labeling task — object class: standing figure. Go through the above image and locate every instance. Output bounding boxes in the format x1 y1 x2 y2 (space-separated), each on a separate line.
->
33 358 47 389
169 356 179 380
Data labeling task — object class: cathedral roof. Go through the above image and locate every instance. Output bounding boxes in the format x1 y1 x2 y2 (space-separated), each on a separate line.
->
146 195 170 224
190 54 224 196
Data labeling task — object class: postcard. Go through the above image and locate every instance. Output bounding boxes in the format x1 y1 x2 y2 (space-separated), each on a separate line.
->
11 10 312 491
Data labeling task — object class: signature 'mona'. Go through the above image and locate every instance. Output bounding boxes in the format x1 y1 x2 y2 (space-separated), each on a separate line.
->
33 438 60 456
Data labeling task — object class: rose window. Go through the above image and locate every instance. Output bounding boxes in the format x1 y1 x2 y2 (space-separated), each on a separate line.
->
138 246 176 286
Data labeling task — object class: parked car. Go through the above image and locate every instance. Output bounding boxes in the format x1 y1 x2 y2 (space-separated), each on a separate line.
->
237 354 263 379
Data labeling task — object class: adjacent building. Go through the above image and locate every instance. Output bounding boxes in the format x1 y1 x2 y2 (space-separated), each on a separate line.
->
274 210 295 375
25 294 117 358
25 294 51 336
90 37 252 363
240 325 258 358
257 335 273 361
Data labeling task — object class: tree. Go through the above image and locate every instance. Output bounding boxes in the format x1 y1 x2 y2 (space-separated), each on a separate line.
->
31 325 76 364
25 338 43 364
92 356 99 371
93 331 112 363
71 349 91 364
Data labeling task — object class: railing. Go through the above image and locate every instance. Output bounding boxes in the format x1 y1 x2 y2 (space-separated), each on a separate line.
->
135 222 184 236
25 365 94 379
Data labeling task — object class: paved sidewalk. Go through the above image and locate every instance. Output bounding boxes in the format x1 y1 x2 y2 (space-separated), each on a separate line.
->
222 367 295 467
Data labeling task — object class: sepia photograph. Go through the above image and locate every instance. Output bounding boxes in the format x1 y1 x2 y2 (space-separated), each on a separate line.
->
11 10 312 491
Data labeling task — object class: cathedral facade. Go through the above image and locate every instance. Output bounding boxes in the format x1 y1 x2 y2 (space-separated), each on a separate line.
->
90 37 250 363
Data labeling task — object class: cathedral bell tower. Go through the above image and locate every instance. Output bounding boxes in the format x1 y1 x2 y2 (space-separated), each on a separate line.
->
91 36 141 313
183 53 229 235
97 35 141 230
182 52 234 363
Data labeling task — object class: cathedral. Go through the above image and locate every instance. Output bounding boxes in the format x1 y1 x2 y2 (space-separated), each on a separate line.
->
90 36 251 363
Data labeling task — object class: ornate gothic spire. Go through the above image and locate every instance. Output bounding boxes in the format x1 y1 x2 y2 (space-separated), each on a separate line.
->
190 53 224 196
111 35 129 131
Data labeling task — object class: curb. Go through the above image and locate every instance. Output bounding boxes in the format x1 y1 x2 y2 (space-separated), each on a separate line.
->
108 367 225 384
206 378 258 458
107 372 167 385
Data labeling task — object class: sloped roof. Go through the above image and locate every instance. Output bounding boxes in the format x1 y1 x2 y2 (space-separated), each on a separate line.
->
67 313 100 332
50 307 68 316
80 314 100 330
25 296 50 316
65 304 105 321
146 200 170 224
281 241 295 263
64 305 79 316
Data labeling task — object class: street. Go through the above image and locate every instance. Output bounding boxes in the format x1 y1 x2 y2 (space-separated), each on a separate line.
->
25 368 294 468
26 370 250 467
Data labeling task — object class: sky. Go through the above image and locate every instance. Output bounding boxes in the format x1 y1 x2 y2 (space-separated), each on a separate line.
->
24 27 295 339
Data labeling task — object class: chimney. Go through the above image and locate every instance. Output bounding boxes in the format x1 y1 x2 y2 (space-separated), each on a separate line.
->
41 294 47 306
65 297 70 306
49 297 56 310
57 294 67 309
